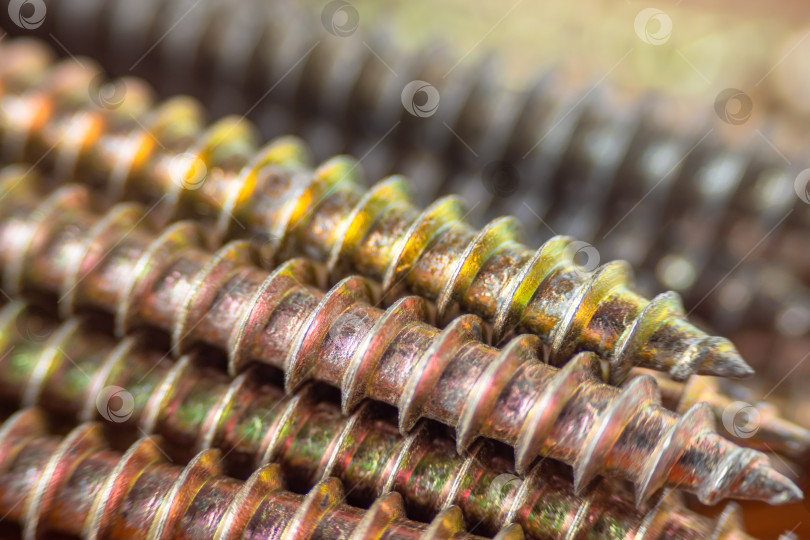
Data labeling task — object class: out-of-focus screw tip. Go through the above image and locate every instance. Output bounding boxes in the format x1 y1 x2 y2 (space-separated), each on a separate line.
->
754 468 803 506
705 348 754 379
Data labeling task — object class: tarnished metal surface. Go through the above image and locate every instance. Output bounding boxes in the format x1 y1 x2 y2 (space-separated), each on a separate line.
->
0 408 518 539
1 301 801 538
0 42 755 384
7 0 810 351
0 177 800 506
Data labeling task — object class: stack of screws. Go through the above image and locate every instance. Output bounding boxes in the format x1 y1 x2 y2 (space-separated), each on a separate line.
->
0 300 807 538
0 5 804 539
0 46 753 386
0 408 524 539
9 0 810 383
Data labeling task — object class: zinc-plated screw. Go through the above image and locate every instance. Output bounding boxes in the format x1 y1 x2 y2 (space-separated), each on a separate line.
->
7 0 810 373
0 408 519 540
631 368 810 460
0 301 800 539
0 178 800 506
0 45 753 384
8 0 807 293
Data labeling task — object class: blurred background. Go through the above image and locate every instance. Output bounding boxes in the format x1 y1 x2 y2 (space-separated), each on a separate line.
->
2 0 810 537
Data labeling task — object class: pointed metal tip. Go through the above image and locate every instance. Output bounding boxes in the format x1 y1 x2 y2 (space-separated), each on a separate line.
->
766 475 804 505
698 342 754 380
736 462 804 505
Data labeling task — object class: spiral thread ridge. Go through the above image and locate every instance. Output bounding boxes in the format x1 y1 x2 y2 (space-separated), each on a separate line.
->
0 39 754 383
0 300 801 538
0 408 525 540
6 0 810 334
0 177 800 506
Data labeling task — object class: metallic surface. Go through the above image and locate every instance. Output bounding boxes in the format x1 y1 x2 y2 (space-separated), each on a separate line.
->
0 301 801 538
7 0 810 346
631 369 810 461
0 177 800 506
0 42 754 384
0 408 517 540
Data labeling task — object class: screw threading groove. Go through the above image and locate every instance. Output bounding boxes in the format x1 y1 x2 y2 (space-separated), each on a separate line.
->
0 301 802 539
5 2 810 382
6 0 809 311
0 409 520 540
0 44 752 384
629 369 810 461
0 178 800 506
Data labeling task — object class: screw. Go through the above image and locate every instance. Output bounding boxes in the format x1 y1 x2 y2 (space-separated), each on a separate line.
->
0 408 518 540
0 45 754 384
0 300 798 539
633 369 810 461
7 0 807 292
0 178 800 506
6 1 809 374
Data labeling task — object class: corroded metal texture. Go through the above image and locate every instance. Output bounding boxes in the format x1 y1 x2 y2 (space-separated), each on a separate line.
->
0 41 754 384
6 0 810 312
0 408 519 540
1 301 806 471
0 177 800 506
0 300 797 539
631 369 810 460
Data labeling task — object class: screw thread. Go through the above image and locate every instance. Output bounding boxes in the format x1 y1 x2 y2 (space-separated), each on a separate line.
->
6 0 807 302
0 408 519 540
638 369 810 460
6 2 809 367
0 177 800 506
0 300 795 539
0 42 753 384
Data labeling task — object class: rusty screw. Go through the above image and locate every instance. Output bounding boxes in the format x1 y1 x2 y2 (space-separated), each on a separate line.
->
0 41 753 384
0 301 801 539
0 408 522 540
0 176 800 506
